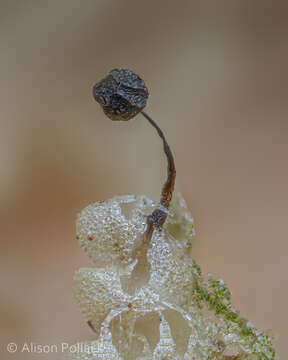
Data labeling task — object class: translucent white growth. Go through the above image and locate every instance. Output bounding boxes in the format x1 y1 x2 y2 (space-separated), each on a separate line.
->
76 195 154 269
153 315 180 359
68 193 274 360
76 193 193 271
66 326 122 360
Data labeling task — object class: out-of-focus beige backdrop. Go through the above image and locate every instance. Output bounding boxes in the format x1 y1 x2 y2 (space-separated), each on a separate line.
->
0 1 287 358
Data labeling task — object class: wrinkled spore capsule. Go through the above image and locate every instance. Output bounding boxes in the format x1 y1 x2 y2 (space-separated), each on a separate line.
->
93 69 149 121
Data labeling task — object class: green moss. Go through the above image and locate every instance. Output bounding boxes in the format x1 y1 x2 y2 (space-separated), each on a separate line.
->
189 260 275 359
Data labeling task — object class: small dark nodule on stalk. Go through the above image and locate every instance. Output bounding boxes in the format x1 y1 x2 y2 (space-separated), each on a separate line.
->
93 69 176 230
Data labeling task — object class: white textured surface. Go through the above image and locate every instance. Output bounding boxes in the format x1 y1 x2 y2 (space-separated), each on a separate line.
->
68 193 273 359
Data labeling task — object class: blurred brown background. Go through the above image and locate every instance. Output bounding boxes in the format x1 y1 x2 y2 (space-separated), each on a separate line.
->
0 1 287 358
